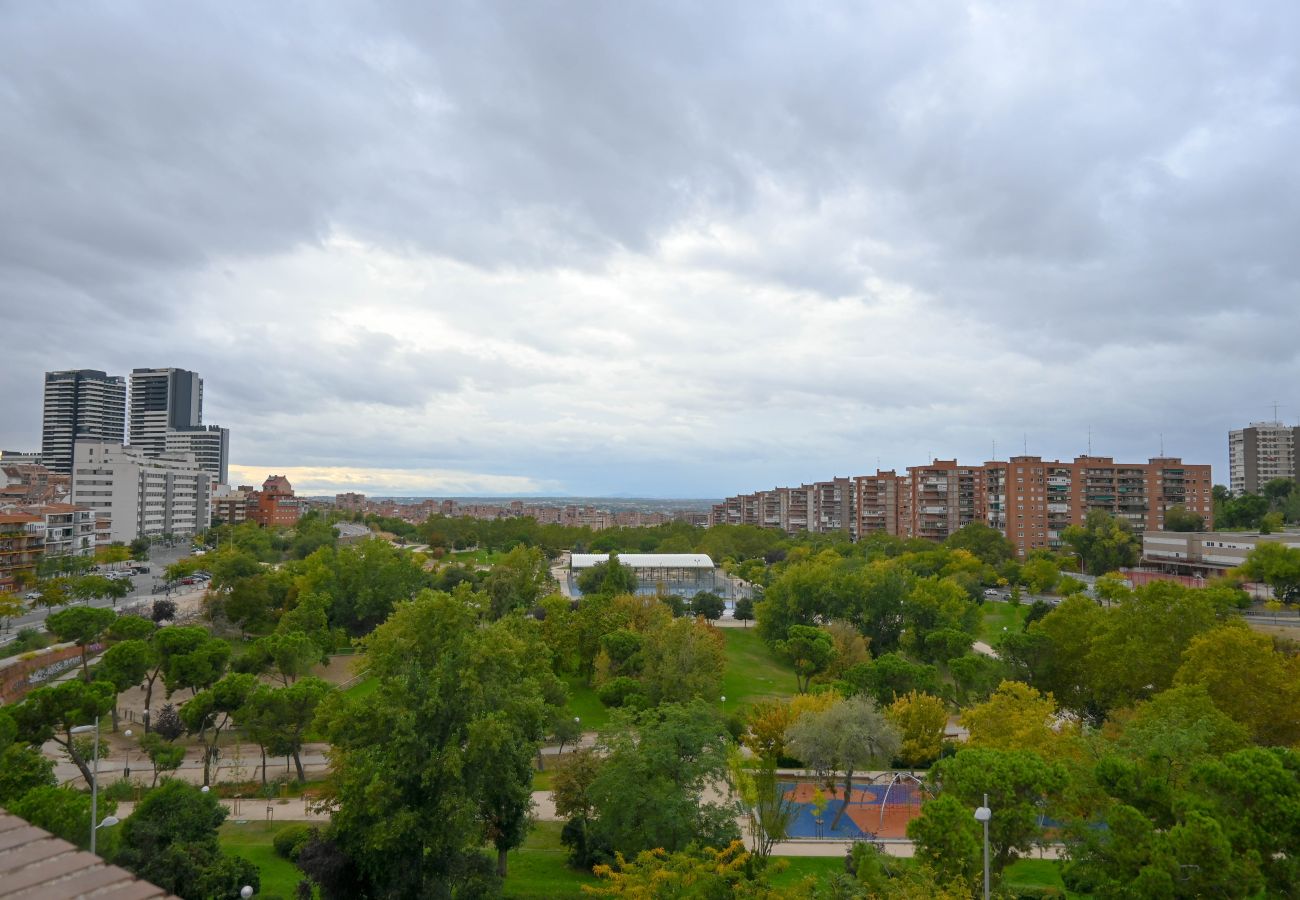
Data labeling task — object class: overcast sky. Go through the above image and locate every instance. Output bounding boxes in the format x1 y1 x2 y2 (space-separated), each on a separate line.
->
3 2 1298 497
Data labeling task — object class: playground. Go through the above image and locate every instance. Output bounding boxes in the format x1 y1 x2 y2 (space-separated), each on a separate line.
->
781 774 925 840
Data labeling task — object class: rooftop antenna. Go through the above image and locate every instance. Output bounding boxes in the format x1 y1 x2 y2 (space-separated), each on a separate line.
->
1159 432 1165 456
1023 433 1028 456
992 439 996 461
1087 426 1092 456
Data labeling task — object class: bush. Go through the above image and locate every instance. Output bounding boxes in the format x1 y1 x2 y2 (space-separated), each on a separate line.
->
103 778 140 802
152 704 184 741
596 676 646 709
151 599 177 623
273 824 315 861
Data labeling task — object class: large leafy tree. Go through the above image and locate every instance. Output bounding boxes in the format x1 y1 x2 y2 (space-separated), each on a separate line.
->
928 747 1067 872
483 543 554 618
236 677 332 782
886 690 948 767
1061 510 1139 576
785 695 901 830
1174 623 1300 746
313 590 561 895
637 616 725 705
1238 540 1300 603
582 701 740 857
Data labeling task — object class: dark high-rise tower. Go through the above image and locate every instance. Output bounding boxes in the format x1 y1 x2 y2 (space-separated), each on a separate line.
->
41 369 127 474
129 367 204 457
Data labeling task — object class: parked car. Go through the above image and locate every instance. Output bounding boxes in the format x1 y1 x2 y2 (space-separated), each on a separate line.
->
983 588 1001 597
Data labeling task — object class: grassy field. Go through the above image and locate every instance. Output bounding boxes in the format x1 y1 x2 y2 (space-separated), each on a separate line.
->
720 627 798 710
342 675 379 700
765 856 844 889
219 821 303 898
503 821 598 898
980 600 1030 644
1003 857 1078 896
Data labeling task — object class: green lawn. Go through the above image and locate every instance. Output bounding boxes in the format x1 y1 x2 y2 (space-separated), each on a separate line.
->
342 675 379 700
1003 857 1080 896
563 674 612 730
720 627 798 710
980 600 1030 644
503 822 598 898
219 821 303 898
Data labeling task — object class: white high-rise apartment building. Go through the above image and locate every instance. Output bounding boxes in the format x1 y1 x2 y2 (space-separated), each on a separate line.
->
1228 422 1300 495
41 370 127 474
71 440 213 544
164 425 230 485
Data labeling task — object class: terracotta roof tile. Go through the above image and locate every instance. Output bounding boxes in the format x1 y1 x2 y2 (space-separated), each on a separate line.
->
0 810 179 899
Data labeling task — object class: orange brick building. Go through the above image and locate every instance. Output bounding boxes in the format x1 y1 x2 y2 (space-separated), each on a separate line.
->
715 455 1214 557
247 475 304 528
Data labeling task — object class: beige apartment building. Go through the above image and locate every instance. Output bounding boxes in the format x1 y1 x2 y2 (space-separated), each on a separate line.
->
1143 530 1300 576
1229 422 1300 495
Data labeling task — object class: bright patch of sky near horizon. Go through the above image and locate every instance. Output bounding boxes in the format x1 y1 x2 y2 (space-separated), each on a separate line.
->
3 2 1299 497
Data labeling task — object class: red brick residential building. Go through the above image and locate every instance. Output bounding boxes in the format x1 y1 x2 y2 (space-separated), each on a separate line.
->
247 475 304 528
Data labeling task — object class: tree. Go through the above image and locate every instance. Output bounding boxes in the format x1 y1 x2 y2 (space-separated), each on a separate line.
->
153 703 184 741
552 747 603 822
841 652 941 707
690 591 725 621
776 624 836 693
139 732 186 787
887 691 948 768
97 639 153 729
1020 556 1061 595
577 553 639 597
0 742 56 805
583 701 739 856
484 544 554 618
945 522 1015 566
180 673 258 786
236 677 332 782
962 681 1075 757
129 536 151 561
726 749 795 860
251 630 326 685
733 596 755 624
0 590 25 633
929 748 1067 871
312 590 560 895
742 691 840 763
1163 505 1205 532
638 617 725 705
161 631 231 699
1061 510 1139 576
11 679 116 786
1174 623 1300 746
151 598 177 623
785 695 901 830
1238 540 1300 603
907 794 982 887
114 779 259 900
45 606 117 680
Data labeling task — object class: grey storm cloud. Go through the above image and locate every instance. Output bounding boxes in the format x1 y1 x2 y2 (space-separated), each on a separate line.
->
2 1 1299 496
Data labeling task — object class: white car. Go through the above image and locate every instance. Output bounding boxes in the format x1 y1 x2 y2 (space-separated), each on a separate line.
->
983 588 1001 597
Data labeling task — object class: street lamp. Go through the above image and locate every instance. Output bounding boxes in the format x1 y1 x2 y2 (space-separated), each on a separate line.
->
123 729 133 778
974 794 991 900
71 717 107 854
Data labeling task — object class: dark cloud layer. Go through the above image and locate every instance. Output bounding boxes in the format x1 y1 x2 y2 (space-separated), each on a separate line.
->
2 2 1298 495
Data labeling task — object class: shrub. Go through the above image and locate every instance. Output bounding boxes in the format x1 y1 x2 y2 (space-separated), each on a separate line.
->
273 824 315 861
596 676 646 709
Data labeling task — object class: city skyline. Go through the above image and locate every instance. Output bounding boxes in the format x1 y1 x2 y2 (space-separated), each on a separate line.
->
3 4 1299 497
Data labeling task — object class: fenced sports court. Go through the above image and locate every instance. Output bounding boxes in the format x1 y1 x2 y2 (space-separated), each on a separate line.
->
780 774 926 840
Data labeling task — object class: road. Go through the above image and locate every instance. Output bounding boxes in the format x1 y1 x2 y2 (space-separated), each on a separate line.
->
3 542 198 635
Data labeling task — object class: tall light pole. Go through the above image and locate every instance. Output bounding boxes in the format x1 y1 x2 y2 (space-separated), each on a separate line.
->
974 793 991 900
71 717 117 854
